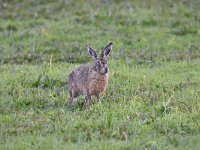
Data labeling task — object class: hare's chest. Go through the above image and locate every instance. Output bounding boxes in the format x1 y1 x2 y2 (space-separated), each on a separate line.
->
89 74 108 95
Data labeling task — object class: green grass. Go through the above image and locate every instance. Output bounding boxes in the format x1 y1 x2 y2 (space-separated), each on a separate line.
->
0 0 200 149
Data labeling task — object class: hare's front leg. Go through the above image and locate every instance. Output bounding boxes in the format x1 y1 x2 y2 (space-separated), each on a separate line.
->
96 95 99 102
85 94 91 108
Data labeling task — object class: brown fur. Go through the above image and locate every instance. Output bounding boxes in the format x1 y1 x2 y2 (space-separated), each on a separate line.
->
67 43 112 107
88 71 108 95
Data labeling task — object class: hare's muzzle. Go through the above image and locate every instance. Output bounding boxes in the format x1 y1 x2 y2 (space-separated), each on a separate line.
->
100 67 108 75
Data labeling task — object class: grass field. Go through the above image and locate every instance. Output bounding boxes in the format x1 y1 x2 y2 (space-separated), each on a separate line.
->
0 0 200 149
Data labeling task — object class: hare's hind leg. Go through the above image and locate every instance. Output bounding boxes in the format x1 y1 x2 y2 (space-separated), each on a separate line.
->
69 90 74 104
69 88 81 104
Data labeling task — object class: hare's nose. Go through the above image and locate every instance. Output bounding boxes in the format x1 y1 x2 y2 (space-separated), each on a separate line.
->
105 68 108 73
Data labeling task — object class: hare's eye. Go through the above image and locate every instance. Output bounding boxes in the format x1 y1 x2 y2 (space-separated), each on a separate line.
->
96 62 101 66
101 61 105 65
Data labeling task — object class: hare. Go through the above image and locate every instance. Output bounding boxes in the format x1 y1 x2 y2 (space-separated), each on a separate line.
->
68 42 112 107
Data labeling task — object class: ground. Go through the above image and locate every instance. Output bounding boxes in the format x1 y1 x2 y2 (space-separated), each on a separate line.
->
0 0 200 149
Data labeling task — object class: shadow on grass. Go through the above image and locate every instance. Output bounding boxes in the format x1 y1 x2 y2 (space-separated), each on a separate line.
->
29 74 66 89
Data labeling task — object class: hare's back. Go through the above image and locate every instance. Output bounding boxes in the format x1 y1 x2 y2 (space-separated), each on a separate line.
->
70 64 91 82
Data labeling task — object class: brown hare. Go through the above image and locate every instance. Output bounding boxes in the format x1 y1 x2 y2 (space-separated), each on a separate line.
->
68 42 112 107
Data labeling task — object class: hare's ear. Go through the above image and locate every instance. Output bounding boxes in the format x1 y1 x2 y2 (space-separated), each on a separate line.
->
88 46 97 60
101 42 112 57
